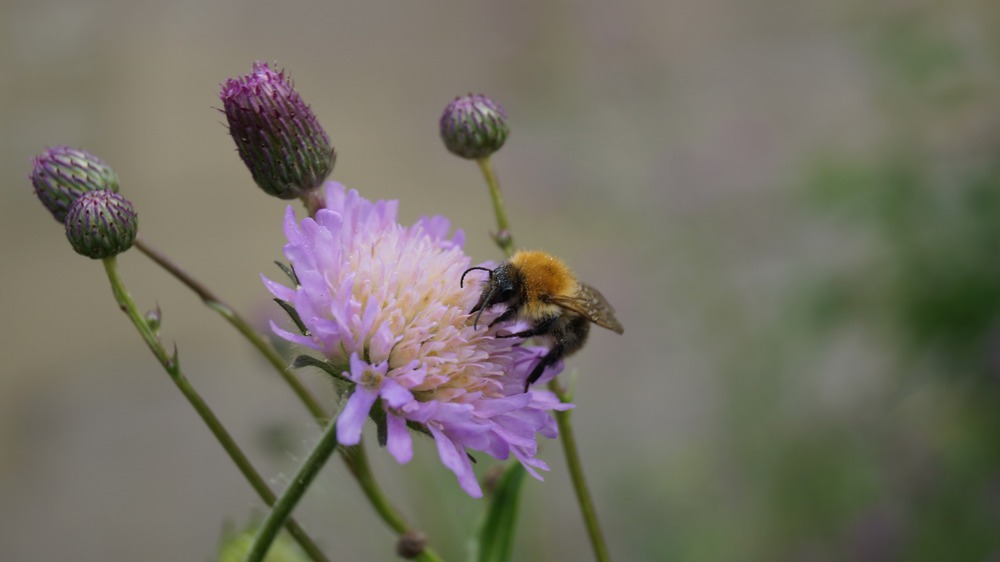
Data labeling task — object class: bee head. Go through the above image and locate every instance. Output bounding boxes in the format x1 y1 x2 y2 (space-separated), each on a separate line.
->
461 263 518 330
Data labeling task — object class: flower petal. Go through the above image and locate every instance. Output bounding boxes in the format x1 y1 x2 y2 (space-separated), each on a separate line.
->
336 387 378 445
430 426 481 498
385 414 413 463
381 378 413 409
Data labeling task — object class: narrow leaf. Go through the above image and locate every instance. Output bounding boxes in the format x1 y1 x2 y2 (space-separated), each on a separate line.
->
405 420 432 438
170 342 180 371
475 462 526 562
370 401 389 448
274 260 301 286
274 298 309 336
292 354 351 384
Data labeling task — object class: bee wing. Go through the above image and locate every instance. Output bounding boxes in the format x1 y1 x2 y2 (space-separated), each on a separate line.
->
550 283 624 334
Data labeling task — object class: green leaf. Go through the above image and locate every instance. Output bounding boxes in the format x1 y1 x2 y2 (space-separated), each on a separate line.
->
369 398 388 447
170 342 180 370
473 462 526 562
274 261 301 286
405 419 432 438
274 298 309 336
292 354 350 384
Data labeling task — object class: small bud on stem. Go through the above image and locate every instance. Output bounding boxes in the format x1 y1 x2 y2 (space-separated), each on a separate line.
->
395 530 428 560
439 94 509 160
220 61 335 200
31 146 120 223
64 190 138 259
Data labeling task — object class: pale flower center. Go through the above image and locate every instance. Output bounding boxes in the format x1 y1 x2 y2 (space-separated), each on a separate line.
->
359 366 384 391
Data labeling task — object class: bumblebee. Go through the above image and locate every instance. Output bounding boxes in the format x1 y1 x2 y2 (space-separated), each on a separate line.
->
461 250 624 391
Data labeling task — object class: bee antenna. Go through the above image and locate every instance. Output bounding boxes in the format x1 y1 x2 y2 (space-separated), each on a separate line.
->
460 266 492 288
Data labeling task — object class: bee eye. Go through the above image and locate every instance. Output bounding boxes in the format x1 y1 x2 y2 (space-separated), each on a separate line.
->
493 286 515 304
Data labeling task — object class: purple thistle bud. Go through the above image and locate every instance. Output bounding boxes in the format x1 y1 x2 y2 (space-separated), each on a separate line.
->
439 94 509 159
64 190 138 259
220 62 335 200
30 146 120 223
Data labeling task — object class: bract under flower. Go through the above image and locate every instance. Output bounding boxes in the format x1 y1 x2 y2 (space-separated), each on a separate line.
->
264 182 570 497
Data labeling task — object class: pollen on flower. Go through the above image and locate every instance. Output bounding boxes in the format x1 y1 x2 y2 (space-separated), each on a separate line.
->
264 182 572 497
358 365 384 391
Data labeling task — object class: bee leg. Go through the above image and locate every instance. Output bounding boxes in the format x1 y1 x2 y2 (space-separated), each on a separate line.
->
496 316 557 339
486 307 519 328
523 343 565 392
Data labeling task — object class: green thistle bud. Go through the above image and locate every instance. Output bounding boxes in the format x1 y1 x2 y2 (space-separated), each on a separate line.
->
30 146 120 223
220 62 335 200
64 190 138 259
439 94 509 159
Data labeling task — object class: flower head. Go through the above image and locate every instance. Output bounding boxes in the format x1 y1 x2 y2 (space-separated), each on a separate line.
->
31 146 119 223
265 183 570 497
64 190 138 259
439 94 509 159
220 62 335 200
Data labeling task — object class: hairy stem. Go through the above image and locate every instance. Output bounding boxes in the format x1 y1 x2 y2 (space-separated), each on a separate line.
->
244 419 340 562
134 231 436 555
475 157 516 256
339 442 411 533
133 237 328 422
101 256 330 562
476 156 612 561
548 381 611 562
335 437 446 560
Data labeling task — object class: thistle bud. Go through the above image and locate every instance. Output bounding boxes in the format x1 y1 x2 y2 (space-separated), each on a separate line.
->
220 61 335 200
64 190 138 259
439 94 509 159
30 146 120 223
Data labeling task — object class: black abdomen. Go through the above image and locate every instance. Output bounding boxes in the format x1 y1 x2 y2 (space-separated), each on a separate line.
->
548 312 591 358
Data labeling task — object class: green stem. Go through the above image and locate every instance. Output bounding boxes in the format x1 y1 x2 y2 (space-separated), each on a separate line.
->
133 237 328 422
475 156 611 561
245 419 341 562
134 236 442 558
339 443 410 533
475 157 515 255
339 443 447 562
100 256 330 562
548 381 611 562
300 189 326 217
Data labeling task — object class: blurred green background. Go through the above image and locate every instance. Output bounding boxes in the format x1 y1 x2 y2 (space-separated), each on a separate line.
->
3 0 1000 560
